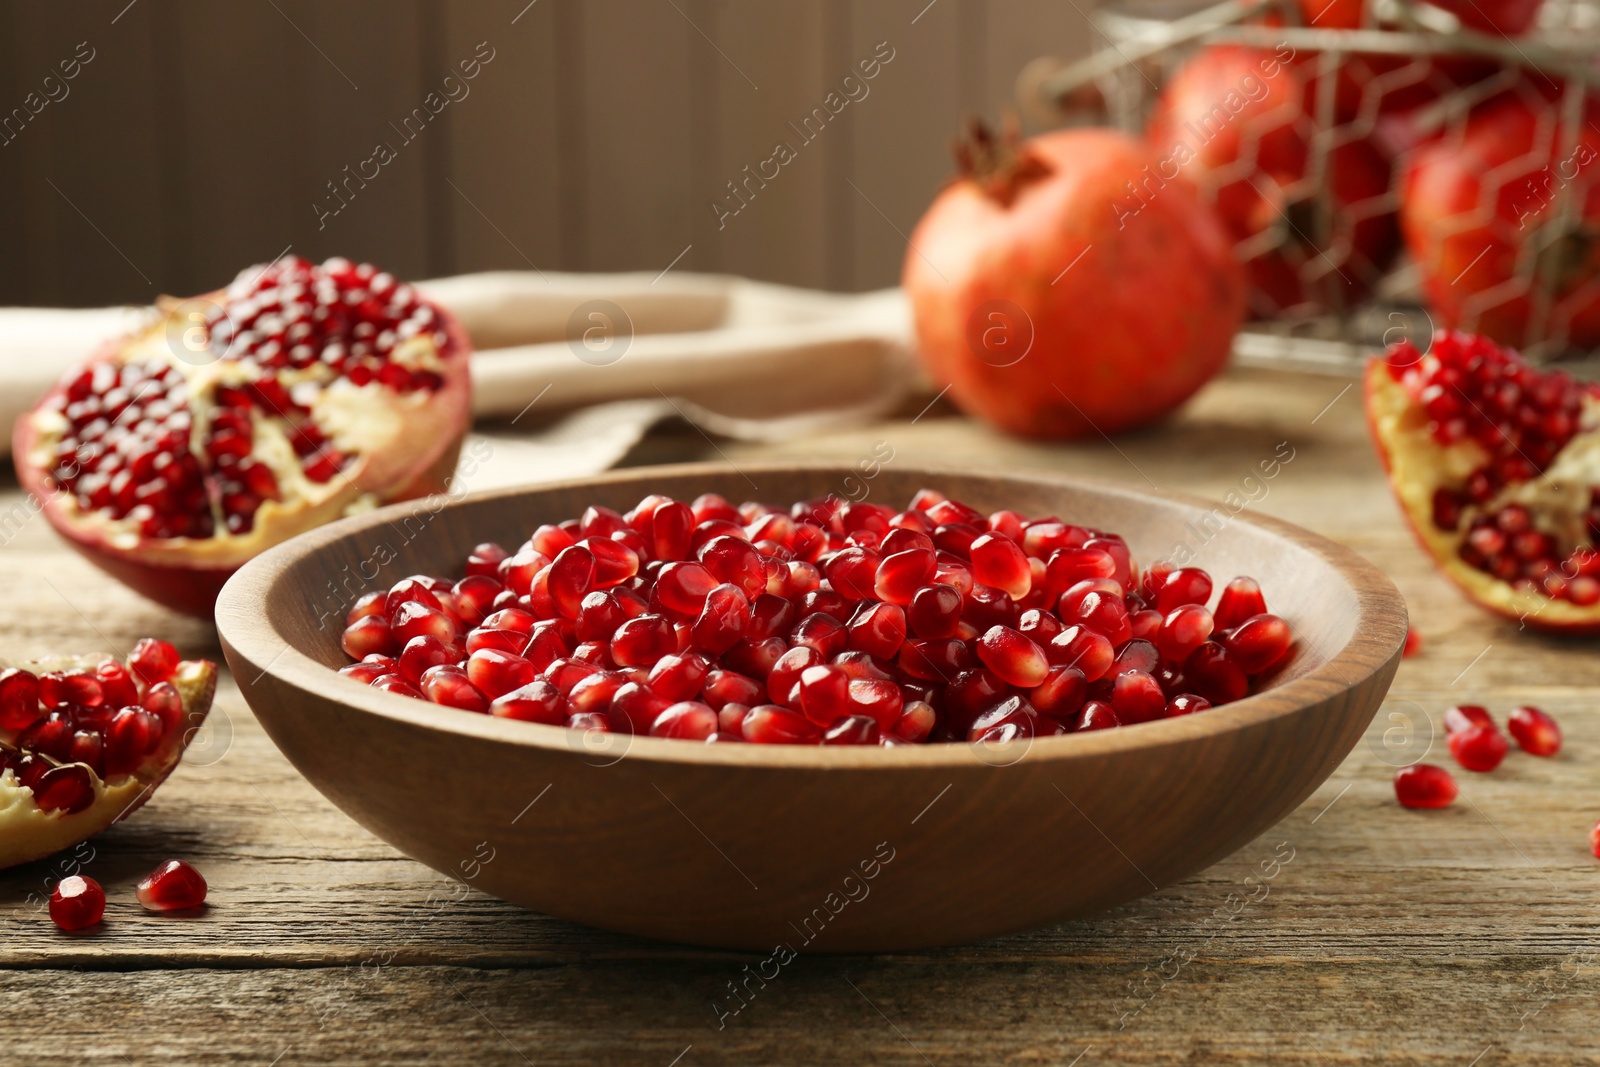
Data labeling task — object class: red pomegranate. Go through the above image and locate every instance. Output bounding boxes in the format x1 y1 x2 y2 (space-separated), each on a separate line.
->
1400 89 1600 351
1147 45 1398 317
1365 331 1600 631
903 122 1245 439
14 257 473 617
1 639 216 869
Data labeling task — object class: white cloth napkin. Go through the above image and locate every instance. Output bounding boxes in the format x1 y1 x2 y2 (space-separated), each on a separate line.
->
0 272 920 487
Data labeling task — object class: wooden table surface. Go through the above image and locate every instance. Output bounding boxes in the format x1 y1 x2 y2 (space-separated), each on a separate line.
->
4 366 1598 1066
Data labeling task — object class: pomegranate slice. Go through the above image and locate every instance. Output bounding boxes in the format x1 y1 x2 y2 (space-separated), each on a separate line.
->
0 642 216 870
14 257 472 616
1365 332 1600 630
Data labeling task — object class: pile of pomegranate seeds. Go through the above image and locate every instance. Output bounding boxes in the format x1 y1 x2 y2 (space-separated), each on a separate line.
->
1395 703 1563 809
43 256 455 539
337 490 1295 745
1383 333 1600 603
0 638 188 814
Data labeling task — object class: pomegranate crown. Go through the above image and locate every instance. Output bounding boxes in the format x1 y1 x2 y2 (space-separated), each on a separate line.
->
951 116 1052 207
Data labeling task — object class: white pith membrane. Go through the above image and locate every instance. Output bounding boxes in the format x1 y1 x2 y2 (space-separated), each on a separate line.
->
0 655 215 870
1366 360 1600 627
24 321 458 570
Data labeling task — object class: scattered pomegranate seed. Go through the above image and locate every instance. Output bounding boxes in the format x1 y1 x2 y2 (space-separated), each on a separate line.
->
332 490 1294 744
1402 628 1422 657
1395 763 1459 809
1444 704 1496 734
1448 724 1508 772
135 859 208 911
49 875 106 931
1590 820 1600 860
1507 705 1562 757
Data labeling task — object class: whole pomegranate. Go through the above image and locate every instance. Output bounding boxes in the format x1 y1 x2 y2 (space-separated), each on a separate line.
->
14 257 473 616
1 639 216 869
903 122 1245 438
1400 89 1600 350
1365 331 1600 630
1147 45 1398 316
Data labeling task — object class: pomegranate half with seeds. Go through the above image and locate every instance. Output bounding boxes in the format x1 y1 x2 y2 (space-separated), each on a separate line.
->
1365 332 1600 630
14 256 472 617
0 639 216 870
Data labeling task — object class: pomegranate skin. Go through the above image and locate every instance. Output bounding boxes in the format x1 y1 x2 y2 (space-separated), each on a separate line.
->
13 297 473 619
904 126 1245 439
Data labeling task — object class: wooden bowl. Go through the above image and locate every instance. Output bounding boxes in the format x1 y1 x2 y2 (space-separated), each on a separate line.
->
216 463 1406 951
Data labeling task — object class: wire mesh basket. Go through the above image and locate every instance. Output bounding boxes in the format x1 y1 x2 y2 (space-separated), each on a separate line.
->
1019 0 1600 376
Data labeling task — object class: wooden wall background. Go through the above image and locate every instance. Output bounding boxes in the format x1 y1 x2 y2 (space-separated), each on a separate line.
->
0 0 1094 308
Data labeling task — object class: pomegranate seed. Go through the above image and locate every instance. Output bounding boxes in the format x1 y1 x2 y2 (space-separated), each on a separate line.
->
96 660 139 708
646 652 710 703
1156 604 1214 664
1031 666 1087 720
567 670 628 716
128 637 180 685
1077 701 1120 730
1066 589 1132 646
1048 625 1115 680
1394 763 1458 808
968 695 1037 741
489 680 565 724
34 763 97 813
690 584 752 654
370 673 425 698
874 548 935 605
49 875 105 931
610 614 677 667
823 714 880 745
717 702 751 736
1112 670 1166 724
890 700 936 741
1213 576 1267 629
466 648 538 700
1154 567 1212 613
651 701 718 740
703 669 765 709
742 704 821 744
1403 628 1423 657
1113 638 1160 675
1183 643 1248 704
548 545 597 619
466 542 510 577
1448 724 1508 772
799 665 851 726
607 681 669 732
969 533 1031 600
654 561 719 617
105 708 164 777
1165 693 1212 717
699 535 766 598
847 602 906 659
1591 820 1600 860
136 859 208 911
1443 704 1494 735
390 602 457 647
0 668 42 731
976 626 1048 687
399 635 458 683
347 590 388 624
825 546 880 600
1221 614 1292 674
1507 705 1561 756
388 577 443 613
420 665 488 712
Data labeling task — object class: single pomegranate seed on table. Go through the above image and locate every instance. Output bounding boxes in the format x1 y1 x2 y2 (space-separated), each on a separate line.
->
1443 704 1495 735
136 859 208 911
1507 706 1561 756
49 875 106 931
1395 763 1459 808
1402 628 1423 657
1448 724 1508 772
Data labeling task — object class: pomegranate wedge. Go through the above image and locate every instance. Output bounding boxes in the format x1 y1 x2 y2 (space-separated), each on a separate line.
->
1366 332 1600 631
14 256 472 617
0 641 216 870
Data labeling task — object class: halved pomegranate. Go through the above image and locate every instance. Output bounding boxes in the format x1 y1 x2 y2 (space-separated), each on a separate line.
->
1365 331 1600 630
0 639 216 870
14 257 472 616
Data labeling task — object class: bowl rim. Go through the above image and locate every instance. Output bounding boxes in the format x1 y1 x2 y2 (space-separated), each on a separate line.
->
216 460 1408 769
